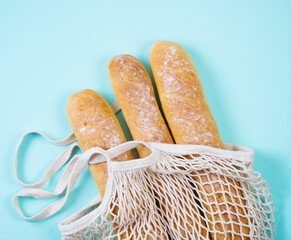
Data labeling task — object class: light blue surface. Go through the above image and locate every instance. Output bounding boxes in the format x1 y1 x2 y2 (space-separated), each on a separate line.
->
0 0 290 239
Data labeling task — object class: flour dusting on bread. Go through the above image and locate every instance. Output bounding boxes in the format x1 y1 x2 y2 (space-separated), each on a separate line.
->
108 55 174 146
150 41 221 148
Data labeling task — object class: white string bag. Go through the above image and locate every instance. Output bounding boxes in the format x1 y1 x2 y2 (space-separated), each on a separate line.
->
13 103 275 240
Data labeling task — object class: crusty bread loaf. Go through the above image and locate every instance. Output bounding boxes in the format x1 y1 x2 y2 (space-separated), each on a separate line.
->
108 54 208 239
150 41 250 239
108 55 174 157
66 89 167 240
66 89 133 198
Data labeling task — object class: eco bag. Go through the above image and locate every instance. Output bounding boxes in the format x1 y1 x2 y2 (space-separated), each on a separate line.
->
13 104 275 240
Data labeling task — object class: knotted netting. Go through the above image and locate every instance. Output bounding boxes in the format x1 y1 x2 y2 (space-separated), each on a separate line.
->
57 141 274 240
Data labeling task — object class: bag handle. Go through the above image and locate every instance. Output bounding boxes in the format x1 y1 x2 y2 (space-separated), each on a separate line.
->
13 101 120 221
13 131 82 221
14 131 78 189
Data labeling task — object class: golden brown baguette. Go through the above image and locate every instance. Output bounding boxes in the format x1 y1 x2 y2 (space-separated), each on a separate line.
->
66 89 167 240
66 89 133 198
108 54 208 239
108 55 174 157
150 41 250 240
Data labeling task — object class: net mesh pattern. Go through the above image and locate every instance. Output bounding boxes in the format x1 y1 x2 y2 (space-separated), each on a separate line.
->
62 148 274 240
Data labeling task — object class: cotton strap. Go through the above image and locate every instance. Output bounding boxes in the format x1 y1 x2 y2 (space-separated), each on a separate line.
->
13 101 121 221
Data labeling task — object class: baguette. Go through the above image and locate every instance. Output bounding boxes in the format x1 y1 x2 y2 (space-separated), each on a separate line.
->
66 89 133 198
108 55 174 157
66 89 167 239
150 41 250 239
108 54 208 239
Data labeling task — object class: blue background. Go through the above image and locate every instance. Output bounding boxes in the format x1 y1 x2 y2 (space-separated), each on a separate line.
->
0 0 290 239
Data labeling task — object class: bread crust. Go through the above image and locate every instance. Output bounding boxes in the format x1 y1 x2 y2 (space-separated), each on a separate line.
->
108 55 208 239
150 41 250 240
66 89 167 239
108 55 174 157
66 89 133 198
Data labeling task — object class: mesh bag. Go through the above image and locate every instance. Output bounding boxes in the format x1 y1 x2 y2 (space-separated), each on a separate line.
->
14 134 275 240
56 141 275 240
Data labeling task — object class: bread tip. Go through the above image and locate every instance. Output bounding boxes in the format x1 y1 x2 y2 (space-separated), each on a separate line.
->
153 40 174 45
68 89 93 100
151 40 179 56
152 40 163 47
67 89 97 108
108 54 135 66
